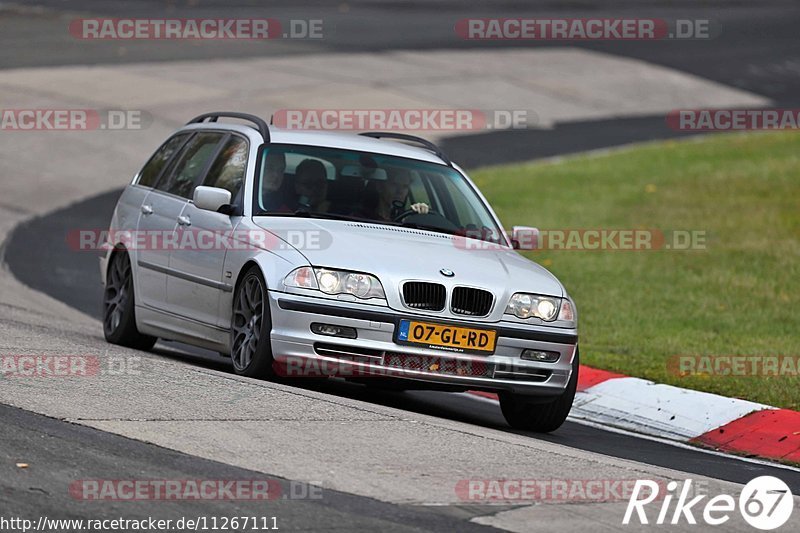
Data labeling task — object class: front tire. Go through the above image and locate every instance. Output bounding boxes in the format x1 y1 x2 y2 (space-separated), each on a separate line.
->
499 348 580 432
102 250 157 351
231 267 276 379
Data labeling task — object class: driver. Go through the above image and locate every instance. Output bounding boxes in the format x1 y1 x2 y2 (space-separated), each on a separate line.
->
371 168 429 221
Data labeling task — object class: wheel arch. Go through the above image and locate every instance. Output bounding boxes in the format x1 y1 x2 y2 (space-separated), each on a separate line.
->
233 259 264 294
230 251 299 294
103 243 129 285
220 249 303 331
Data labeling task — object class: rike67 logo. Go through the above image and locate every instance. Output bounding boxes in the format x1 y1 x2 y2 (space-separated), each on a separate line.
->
624 476 794 530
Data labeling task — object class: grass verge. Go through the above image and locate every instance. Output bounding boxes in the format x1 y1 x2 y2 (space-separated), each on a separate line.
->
472 131 800 409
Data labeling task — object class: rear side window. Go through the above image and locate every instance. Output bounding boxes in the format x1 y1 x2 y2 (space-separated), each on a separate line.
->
136 133 189 188
203 135 249 197
156 132 224 199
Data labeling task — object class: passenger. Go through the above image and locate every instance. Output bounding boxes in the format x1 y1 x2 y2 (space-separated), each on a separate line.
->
261 151 291 212
294 159 330 212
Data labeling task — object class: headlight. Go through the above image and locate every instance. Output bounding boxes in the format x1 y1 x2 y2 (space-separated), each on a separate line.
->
505 293 561 321
285 267 385 300
317 269 339 292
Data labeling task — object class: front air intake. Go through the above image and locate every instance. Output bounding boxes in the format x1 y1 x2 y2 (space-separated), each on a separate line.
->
402 282 446 311
451 287 494 316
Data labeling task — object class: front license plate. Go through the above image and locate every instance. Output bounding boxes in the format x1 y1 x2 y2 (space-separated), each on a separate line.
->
395 319 497 354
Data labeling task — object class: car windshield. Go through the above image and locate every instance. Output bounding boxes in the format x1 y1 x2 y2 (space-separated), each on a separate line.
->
253 143 504 242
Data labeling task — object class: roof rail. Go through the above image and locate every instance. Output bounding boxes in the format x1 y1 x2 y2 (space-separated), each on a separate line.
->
358 132 451 166
187 112 270 143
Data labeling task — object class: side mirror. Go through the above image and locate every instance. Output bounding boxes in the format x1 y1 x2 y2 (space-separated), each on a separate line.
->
511 226 539 250
193 186 232 213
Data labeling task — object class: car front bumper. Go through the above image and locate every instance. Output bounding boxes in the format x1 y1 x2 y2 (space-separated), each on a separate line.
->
268 291 578 396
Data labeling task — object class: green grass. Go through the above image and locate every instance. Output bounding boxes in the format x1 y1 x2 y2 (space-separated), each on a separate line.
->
472 132 800 409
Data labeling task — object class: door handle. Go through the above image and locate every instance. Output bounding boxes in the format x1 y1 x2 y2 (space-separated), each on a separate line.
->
177 215 192 227
141 205 153 215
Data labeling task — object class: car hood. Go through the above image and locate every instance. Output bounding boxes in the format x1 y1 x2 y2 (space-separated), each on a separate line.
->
253 217 565 300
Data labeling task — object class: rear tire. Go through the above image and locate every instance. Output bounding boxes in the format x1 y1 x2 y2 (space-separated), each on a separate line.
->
499 348 579 432
231 266 276 379
102 250 157 351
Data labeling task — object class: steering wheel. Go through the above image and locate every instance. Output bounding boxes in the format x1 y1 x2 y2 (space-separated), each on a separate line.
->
392 208 441 222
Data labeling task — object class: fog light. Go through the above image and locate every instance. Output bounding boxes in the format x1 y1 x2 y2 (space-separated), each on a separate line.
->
521 349 560 363
311 323 357 339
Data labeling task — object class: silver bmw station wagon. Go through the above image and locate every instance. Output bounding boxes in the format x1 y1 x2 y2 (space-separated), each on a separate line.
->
101 112 579 431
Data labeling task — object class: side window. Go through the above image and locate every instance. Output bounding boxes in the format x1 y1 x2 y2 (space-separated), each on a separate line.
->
156 132 224 199
203 135 248 197
136 133 189 188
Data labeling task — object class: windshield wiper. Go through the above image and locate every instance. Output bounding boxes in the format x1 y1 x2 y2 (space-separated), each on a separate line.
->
294 210 381 223
258 210 377 223
258 210 462 237
399 221 460 237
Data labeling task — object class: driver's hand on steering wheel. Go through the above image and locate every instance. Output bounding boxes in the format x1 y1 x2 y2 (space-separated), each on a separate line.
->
410 202 430 214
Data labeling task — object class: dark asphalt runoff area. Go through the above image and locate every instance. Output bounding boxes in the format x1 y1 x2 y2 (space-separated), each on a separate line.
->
3 0 800 529
0 404 504 531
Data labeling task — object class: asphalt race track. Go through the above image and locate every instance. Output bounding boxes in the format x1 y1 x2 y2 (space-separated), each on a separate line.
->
7 184 800 495
2 1 800 531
